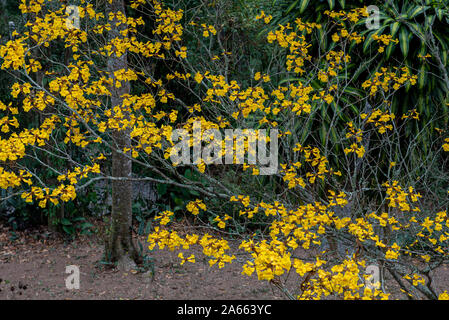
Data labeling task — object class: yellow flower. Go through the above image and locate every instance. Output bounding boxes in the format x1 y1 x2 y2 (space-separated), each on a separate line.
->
443 138 449 151
194 72 203 84
186 199 207 215
332 33 340 42
178 253 195 265
439 291 449 300
385 249 399 260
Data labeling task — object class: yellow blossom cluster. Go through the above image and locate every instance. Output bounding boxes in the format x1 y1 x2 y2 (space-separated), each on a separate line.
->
372 34 399 53
383 181 421 212
324 7 369 23
255 11 273 24
154 210 175 225
186 199 207 215
362 67 418 96
361 109 395 134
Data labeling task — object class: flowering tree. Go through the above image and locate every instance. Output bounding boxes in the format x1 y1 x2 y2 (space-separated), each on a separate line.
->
1 0 449 299
0 0 231 269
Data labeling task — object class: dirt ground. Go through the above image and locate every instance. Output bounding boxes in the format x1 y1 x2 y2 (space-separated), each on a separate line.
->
0 224 291 300
2 224 449 300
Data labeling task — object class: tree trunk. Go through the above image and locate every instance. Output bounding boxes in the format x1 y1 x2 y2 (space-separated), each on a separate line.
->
104 0 139 270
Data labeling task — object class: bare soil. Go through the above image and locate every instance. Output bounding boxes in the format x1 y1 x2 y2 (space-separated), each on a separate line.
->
0 224 288 300
2 223 449 300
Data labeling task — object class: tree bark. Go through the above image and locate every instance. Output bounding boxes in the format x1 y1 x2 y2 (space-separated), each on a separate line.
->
104 0 139 270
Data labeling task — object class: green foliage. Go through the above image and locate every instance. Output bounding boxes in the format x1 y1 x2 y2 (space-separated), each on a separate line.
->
261 0 449 174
